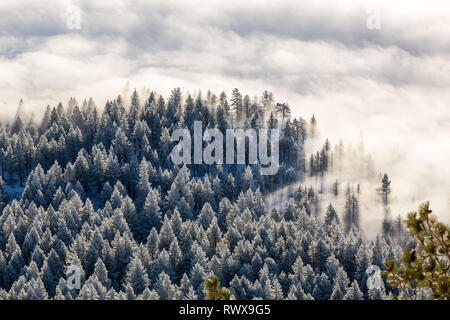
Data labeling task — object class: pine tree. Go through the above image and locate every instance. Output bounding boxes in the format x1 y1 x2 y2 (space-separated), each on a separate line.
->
142 187 162 234
125 257 149 295
41 249 64 297
343 280 363 300
343 193 359 232
93 258 111 289
311 239 331 273
136 159 151 211
231 88 243 122
204 276 232 300
332 179 338 197
275 103 291 128
198 202 215 229
324 203 339 225
378 173 393 237
155 272 178 300
384 202 449 300
168 238 183 275
330 268 349 300
378 173 391 206
313 273 333 300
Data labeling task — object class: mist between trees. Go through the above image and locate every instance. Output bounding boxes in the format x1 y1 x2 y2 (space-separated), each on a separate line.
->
0 88 424 299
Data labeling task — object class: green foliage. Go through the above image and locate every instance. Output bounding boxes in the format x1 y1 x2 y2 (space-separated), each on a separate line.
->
203 276 232 300
383 202 449 300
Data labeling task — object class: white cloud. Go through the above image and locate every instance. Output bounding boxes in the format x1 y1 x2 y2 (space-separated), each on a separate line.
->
0 0 448 223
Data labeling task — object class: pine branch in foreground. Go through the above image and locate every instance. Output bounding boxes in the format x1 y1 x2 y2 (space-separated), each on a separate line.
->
384 202 449 300
204 276 232 300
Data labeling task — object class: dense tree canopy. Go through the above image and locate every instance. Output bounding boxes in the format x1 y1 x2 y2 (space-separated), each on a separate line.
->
0 89 415 300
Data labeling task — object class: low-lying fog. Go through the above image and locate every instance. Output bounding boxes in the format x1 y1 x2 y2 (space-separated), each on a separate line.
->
0 1 448 231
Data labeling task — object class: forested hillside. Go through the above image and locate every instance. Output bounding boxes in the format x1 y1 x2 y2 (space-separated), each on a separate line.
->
0 88 413 299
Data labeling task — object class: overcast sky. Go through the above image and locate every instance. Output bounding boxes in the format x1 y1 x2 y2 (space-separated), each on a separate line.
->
0 0 449 221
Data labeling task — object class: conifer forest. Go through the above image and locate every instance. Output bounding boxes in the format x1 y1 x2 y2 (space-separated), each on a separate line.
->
0 1 448 302
0 89 428 300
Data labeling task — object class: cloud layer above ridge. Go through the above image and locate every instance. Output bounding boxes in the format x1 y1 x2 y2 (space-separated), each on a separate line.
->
0 0 449 222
